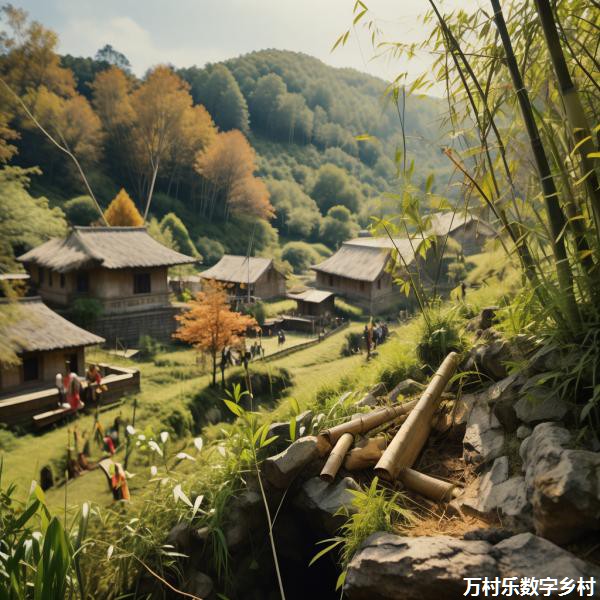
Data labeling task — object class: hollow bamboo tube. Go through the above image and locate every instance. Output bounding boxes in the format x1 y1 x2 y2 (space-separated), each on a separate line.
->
318 398 418 446
320 432 354 482
398 467 460 502
375 352 459 481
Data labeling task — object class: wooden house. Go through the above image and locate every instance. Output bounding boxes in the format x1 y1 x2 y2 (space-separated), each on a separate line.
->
18 226 197 344
200 255 286 300
0 296 104 394
312 212 496 314
287 288 335 317
312 237 415 314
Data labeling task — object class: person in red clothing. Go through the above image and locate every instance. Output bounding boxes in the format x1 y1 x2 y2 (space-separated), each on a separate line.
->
63 366 84 411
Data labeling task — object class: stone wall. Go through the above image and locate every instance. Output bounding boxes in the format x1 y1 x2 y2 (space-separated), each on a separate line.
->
92 305 182 346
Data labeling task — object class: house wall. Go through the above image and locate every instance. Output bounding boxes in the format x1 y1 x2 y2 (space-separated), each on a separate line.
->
254 268 286 299
448 220 496 256
0 347 86 393
315 270 407 314
27 265 170 314
296 296 335 317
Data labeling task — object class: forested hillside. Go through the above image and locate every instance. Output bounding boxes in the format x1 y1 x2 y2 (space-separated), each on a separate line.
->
1 6 450 272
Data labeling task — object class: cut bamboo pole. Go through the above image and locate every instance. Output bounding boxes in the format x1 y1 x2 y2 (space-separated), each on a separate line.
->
398 467 460 502
318 399 418 446
375 352 459 481
344 436 387 471
320 432 354 482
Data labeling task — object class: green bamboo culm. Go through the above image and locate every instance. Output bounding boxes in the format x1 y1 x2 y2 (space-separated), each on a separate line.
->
534 0 600 239
490 0 581 332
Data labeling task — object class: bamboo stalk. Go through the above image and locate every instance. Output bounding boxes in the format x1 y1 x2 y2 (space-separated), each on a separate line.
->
375 352 459 481
320 432 354 482
344 436 387 471
318 399 418 446
398 467 460 502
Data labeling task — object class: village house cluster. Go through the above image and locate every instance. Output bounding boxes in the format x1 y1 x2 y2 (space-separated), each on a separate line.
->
0 211 495 427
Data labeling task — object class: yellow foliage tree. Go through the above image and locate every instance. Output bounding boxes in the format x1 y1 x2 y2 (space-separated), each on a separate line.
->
103 189 143 226
174 280 258 386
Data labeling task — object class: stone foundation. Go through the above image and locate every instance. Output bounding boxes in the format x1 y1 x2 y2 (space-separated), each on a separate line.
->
92 305 182 346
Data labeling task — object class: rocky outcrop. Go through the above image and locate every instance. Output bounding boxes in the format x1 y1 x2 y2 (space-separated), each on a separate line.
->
522 422 600 544
344 532 600 600
463 400 505 467
466 306 499 332
463 330 512 381
266 410 314 451
389 378 425 401
295 476 360 535
262 436 321 489
514 387 569 425
458 456 531 527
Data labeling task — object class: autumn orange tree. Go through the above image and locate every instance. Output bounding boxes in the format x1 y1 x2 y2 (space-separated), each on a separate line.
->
195 129 274 222
103 189 143 226
174 280 258 386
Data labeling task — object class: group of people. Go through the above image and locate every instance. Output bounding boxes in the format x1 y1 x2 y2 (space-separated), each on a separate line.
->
363 320 390 358
56 363 105 412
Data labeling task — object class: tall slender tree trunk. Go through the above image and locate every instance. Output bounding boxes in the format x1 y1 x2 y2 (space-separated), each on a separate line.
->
534 0 600 238
491 0 580 331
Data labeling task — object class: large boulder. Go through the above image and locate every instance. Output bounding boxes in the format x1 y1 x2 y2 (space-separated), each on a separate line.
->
344 533 499 600
389 379 425 401
484 373 522 432
344 532 600 600
295 476 360 535
463 401 505 467
514 386 570 425
523 423 600 544
262 436 321 489
466 306 499 332
492 532 600 584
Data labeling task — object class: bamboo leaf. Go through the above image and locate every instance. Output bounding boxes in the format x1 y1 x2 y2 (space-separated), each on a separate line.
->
223 399 243 417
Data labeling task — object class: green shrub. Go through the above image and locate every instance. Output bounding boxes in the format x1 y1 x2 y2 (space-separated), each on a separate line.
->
164 408 193 438
341 331 363 356
70 298 103 328
63 195 98 226
196 236 225 265
335 298 364 320
281 241 321 273
0 425 16 451
416 309 465 371
138 335 162 360
241 301 266 325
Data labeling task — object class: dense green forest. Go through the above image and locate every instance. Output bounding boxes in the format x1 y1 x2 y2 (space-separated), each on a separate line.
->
2 7 450 271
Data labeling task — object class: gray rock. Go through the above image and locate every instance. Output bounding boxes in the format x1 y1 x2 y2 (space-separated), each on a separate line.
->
484 373 522 432
369 382 387 397
459 457 531 526
389 378 424 401
464 333 512 381
523 422 600 544
344 533 499 600
345 532 600 600
223 489 264 551
493 532 600 584
165 522 206 557
354 392 378 408
466 306 499 332
262 436 320 489
266 410 313 451
515 386 569 424
463 402 505 467
204 407 222 424
295 476 360 535
183 570 215 599
516 425 532 440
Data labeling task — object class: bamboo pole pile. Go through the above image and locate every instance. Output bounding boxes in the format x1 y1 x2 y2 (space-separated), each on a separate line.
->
316 352 462 503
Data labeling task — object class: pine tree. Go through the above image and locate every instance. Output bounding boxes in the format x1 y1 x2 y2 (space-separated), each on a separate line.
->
103 189 143 226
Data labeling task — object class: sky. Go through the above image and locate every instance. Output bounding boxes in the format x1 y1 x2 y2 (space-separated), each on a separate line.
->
13 0 481 95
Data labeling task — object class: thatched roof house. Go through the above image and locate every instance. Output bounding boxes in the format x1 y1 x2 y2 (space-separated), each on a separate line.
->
287 288 335 317
0 296 104 393
200 255 286 300
18 227 198 345
19 226 196 273
312 212 496 313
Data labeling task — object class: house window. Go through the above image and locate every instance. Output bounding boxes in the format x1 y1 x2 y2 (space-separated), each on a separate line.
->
22 355 39 382
39 267 45 285
328 275 333 286
360 281 365 292
60 274 66 288
133 272 151 294
76 272 89 293
49 270 53 287
377 278 381 290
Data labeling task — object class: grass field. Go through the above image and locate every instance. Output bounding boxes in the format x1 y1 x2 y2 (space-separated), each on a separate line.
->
1 266 517 512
